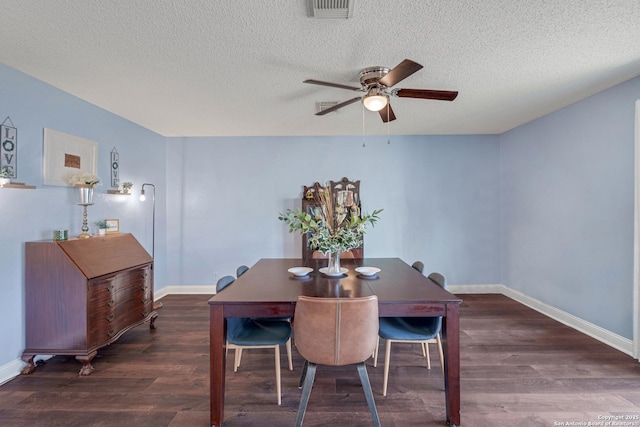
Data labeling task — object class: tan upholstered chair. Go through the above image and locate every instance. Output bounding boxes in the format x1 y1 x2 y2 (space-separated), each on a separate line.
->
294 295 380 427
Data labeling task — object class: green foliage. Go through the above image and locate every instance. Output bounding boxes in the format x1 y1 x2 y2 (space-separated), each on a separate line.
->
278 207 382 254
0 166 13 178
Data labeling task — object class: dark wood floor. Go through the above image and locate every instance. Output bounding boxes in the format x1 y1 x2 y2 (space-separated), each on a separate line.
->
1 294 639 426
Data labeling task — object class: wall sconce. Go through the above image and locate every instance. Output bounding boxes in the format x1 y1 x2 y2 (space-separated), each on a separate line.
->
139 183 155 259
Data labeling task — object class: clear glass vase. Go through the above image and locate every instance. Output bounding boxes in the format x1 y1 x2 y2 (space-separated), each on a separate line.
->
327 251 341 274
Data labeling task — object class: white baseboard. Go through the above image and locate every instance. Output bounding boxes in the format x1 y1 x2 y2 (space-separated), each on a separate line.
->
0 358 24 386
154 285 216 300
450 284 634 357
2 283 633 386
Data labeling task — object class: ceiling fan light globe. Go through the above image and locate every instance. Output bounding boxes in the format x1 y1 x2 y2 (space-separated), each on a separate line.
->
363 95 388 112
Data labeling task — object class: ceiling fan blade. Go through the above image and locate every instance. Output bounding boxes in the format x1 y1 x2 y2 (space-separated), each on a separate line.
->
378 59 423 87
315 97 361 115
379 103 396 123
395 89 458 101
304 79 362 91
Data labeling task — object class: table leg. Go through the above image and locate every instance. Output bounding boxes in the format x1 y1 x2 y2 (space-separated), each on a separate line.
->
210 305 226 427
442 303 461 426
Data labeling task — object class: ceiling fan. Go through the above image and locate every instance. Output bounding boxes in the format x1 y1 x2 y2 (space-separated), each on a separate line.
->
304 59 458 123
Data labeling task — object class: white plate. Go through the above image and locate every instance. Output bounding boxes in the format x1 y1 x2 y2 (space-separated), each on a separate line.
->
355 267 381 276
288 267 313 277
319 267 348 277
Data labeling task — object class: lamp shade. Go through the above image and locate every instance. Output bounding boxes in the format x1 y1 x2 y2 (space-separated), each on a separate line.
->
362 87 388 112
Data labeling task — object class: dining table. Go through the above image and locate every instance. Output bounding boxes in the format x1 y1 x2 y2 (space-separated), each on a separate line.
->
208 257 462 426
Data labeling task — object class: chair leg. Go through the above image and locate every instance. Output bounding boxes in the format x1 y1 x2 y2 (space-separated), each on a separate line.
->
233 348 241 372
357 362 381 427
295 362 317 427
436 334 445 376
383 339 392 396
425 341 431 369
286 338 293 371
298 360 308 389
373 338 380 367
274 345 282 405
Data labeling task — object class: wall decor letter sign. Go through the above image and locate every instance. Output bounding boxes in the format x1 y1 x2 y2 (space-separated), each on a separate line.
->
1 117 17 178
111 148 119 188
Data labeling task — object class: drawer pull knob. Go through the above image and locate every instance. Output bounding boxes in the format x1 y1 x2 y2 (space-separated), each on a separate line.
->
108 284 115 292
142 311 149 317
106 314 115 322
108 299 115 307
141 297 149 304
107 329 115 337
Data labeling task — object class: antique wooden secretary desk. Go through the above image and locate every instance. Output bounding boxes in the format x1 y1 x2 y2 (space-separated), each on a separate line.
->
21 233 157 375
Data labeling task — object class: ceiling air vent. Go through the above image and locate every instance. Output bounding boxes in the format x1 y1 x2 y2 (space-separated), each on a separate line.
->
316 101 339 113
308 0 355 19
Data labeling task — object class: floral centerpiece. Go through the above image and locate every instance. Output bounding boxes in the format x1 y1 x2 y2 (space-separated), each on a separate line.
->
68 172 100 187
68 173 100 205
279 183 382 274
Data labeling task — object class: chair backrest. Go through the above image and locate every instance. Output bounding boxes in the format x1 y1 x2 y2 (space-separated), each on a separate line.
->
216 275 236 293
294 295 378 366
411 261 424 274
236 265 249 277
427 272 445 289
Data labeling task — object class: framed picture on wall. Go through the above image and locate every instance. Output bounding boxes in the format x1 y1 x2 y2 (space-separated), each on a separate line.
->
105 219 120 234
43 128 98 186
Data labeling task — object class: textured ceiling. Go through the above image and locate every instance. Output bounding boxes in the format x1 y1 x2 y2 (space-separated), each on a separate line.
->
1 0 640 137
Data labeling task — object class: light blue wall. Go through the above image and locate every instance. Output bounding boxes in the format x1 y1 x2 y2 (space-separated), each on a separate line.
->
2 61 638 375
0 65 167 369
500 75 640 339
165 134 501 286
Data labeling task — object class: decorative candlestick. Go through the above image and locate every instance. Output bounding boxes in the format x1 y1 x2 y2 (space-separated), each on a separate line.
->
76 185 95 238
78 202 93 238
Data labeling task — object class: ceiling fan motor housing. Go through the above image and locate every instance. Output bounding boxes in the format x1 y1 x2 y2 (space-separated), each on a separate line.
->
359 66 390 89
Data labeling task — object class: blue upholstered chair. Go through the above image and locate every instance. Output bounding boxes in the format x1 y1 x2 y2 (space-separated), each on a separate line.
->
411 260 424 274
294 295 381 427
373 272 446 396
216 275 293 405
236 265 249 278
231 265 293 369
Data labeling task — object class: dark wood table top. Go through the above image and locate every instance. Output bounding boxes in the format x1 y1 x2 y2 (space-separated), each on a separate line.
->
209 257 461 309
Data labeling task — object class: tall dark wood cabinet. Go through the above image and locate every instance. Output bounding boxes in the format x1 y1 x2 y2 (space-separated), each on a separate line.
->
21 233 157 375
301 177 364 261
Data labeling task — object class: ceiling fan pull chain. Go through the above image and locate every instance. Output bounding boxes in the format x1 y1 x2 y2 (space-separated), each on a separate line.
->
387 104 391 144
362 103 366 148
